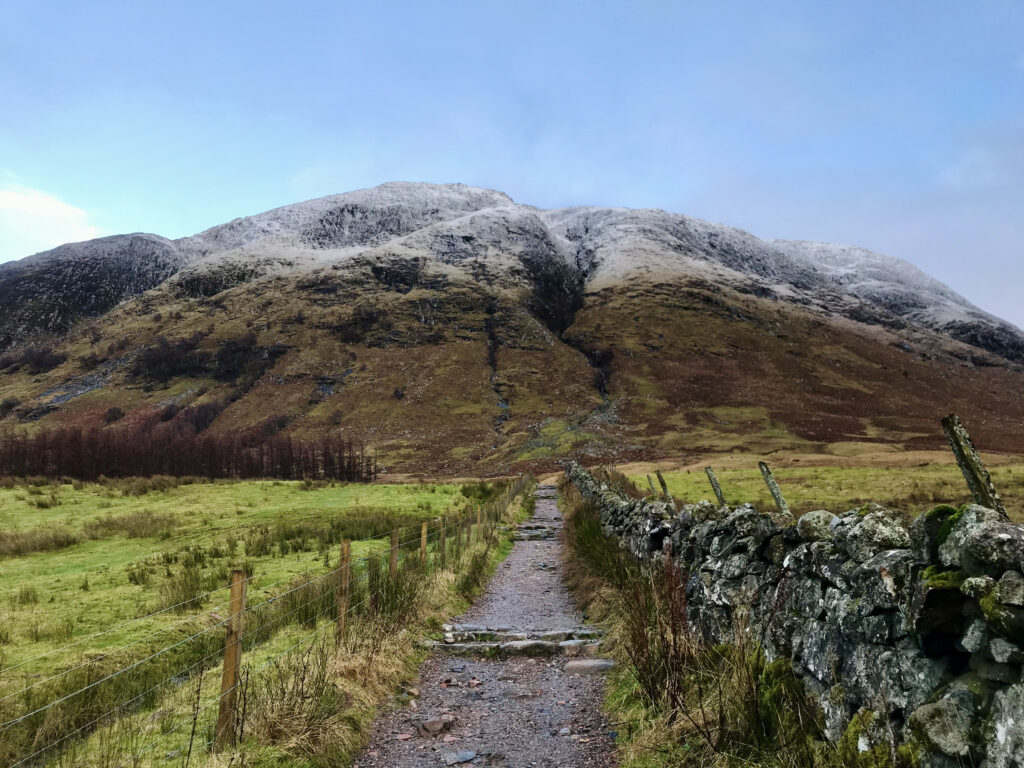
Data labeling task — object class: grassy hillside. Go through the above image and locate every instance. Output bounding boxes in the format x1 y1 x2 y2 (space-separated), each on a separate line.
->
3 258 1024 476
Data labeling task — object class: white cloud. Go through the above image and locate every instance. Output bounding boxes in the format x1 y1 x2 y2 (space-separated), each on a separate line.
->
0 184 103 263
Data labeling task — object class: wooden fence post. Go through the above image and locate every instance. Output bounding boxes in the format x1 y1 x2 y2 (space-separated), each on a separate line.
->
758 461 792 518
476 506 482 541
420 521 428 565
336 540 351 645
705 466 727 506
215 569 247 752
655 470 674 505
647 475 657 496
389 529 399 580
942 413 1007 518
439 517 447 566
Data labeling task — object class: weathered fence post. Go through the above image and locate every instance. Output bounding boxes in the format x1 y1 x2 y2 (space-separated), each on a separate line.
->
758 461 792 518
439 517 447 566
647 475 657 496
942 413 1007 518
705 466 727 506
336 540 351 645
215 569 247 751
655 470 674 505
389 529 399 580
476 506 482 541
420 521 428 565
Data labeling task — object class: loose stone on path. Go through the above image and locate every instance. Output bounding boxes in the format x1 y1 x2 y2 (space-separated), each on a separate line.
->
353 484 617 767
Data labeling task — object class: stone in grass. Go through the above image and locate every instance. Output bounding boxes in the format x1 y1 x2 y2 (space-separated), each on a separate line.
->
564 659 615 675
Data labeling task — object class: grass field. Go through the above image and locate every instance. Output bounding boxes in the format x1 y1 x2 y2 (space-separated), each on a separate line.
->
622 449 1024 523
0 476 504 766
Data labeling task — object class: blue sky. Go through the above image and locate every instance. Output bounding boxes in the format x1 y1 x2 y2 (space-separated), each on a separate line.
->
2 1 1023 324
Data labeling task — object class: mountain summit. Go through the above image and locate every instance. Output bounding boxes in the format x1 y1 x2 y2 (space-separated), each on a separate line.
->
1 182 1022 474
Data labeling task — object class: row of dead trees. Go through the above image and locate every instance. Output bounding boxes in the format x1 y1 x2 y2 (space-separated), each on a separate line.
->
0 426 376 482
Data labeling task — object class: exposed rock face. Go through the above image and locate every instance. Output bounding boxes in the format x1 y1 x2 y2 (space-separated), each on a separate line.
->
0 233 185 348
2 182 1021 360
566 462 1024 767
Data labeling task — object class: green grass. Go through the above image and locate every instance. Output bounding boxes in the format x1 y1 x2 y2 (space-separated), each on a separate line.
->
36 478 536 768
634 463 1024 522
0 476 498 766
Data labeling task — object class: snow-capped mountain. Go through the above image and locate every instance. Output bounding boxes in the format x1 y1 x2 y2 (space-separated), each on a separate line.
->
3 182 1016 358
2 182 1022 474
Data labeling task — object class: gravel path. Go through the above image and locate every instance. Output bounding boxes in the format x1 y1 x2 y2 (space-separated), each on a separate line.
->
353 485 618 768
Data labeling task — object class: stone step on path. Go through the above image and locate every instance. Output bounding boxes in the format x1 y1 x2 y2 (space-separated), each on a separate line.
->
353 484 617 768
431 625 604 659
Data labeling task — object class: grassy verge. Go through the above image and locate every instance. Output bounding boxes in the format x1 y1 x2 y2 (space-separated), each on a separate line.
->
76 479 535 768
559 471 903 768
0 476 519 767
629 460 1024 522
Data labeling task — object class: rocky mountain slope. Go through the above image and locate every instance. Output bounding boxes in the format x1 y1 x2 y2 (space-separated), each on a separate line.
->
1 182 1022 475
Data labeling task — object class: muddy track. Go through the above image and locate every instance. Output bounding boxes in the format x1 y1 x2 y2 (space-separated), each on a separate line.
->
353 484 617 768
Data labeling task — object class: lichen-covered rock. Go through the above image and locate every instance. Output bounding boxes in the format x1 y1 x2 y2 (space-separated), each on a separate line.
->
798 509 835 542
979 591 1024 643
984 683 1024 768
996 570 1024 607
961 575 996 598
937 505 1005 568
909 697 972 757
962 522 1024 577
853 549 919 612
990 638 1024 664
959 619 989 654
723 504 777 543
833 509 911 562
688 500 720 523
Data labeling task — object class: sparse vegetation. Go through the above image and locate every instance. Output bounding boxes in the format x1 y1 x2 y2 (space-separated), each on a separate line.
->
103 406 124 424
560 476 906 768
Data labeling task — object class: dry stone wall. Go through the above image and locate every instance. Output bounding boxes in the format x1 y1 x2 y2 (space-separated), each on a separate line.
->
565 462 1024 768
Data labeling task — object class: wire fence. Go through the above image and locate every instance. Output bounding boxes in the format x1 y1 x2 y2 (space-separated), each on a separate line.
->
0 475 534 768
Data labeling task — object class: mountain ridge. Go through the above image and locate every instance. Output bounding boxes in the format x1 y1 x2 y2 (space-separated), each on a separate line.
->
3 182 1016 353
1 182 1022 475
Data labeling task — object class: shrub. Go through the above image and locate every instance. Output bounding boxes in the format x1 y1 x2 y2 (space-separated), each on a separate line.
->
104 406 125 424
212 333 287 382
13 585 39 605
22 346 67 374
0 527 81 557
0 397 19 418
132 333 208 382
